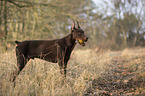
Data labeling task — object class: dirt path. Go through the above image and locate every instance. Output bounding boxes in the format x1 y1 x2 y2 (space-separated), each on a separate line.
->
86 48 145 95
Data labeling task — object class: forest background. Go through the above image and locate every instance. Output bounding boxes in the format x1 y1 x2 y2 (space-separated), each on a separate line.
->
0 0 145 52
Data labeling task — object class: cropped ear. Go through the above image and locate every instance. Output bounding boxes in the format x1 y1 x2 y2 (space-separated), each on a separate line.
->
77 20 81 28
71 21 75 31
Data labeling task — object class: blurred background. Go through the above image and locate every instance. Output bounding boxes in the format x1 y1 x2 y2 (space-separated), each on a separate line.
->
0 0 145 52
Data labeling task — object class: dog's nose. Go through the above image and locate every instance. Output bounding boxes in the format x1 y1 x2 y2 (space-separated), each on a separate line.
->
85 37 88 42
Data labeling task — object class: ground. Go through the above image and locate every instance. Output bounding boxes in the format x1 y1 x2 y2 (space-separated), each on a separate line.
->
85 48 145 95
0 47 145 96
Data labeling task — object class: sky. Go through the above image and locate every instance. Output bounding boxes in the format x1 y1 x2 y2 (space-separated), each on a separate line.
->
92 0 144 18
92 0 98 5
91 0 114 16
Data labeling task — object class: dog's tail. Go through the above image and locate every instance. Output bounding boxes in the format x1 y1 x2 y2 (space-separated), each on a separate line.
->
15 41 20 45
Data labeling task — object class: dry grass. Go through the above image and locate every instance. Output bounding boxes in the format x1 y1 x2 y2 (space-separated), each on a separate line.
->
0 47 145 95
0 49 111 96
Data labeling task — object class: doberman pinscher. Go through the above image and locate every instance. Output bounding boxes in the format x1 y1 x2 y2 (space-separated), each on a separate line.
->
12 21 88 82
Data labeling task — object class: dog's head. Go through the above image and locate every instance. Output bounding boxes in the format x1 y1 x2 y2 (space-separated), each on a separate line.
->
71 21 88 46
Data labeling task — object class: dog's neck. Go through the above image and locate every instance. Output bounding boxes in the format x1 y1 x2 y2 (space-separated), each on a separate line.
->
65 33 76 46
61 33 76 52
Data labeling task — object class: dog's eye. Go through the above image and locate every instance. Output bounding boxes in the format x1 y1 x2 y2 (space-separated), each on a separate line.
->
78 33 81 35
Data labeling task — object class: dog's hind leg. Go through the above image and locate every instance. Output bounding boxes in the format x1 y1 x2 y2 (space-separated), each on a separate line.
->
12 46 29 83
12 54 29 82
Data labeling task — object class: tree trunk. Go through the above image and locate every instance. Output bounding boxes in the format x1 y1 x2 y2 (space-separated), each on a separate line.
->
0 0 3 25
4 0 8 51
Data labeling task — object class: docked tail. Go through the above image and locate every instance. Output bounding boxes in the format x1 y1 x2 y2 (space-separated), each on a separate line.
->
15 41 20 45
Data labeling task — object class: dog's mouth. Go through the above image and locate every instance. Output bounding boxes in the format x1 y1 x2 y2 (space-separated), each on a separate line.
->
78 39 86 47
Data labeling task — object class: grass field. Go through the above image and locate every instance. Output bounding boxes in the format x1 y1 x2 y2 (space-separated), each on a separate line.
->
0 47 145 96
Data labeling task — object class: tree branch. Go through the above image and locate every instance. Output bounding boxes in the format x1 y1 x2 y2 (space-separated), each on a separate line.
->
7 0 33 8
3 0 56 8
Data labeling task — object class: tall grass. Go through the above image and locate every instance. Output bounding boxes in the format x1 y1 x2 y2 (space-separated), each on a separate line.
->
0 49 111 96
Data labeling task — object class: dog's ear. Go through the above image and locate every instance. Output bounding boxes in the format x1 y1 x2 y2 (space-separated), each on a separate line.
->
77 20 81 28
71 21 75 32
